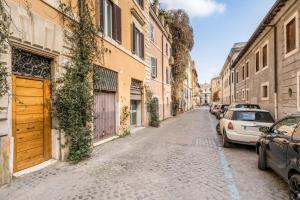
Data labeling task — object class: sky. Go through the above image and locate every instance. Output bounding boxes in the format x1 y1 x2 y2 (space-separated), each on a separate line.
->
159 0 276 84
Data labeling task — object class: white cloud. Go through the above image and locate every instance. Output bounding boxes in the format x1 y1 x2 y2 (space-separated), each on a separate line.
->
160 0 226 18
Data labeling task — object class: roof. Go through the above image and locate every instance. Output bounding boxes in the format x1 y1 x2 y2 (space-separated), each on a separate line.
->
228 108 271 113
231 0 288 68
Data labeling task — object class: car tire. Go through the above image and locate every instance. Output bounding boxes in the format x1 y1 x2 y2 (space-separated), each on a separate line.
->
289 174 300 200
222 130 231 148
216 124 221 135
258 146 267 170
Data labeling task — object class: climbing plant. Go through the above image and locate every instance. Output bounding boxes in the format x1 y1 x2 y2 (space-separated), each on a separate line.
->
0 0 10 97
55 0 101 162
120 106 131 137
162 9 194 115
145 87 160 127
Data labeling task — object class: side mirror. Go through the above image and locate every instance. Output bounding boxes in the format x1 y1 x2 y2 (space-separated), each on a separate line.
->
259 126 270 134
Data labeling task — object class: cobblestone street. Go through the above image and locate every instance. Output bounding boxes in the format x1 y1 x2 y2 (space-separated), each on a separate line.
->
0 108 289 200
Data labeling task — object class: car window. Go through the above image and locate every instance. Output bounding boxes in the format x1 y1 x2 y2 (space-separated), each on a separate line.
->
233 111 274 123
271 117 300 137
293 124 300 140
224 111 233 119
236 104 260 109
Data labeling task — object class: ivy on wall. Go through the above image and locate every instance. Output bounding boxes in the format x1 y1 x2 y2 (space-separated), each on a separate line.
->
0 0 10 97
55 0 101 162
145 87 160 127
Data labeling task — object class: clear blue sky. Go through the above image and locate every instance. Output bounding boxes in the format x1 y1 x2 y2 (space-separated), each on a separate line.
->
160 0 276 84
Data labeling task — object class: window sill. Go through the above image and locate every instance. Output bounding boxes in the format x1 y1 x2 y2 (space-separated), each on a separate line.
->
261 66 269 71
261 97 269 101
284 48 299 59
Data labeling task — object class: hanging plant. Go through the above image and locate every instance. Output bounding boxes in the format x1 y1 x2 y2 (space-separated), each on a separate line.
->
0 0 11 97
55 0 102 163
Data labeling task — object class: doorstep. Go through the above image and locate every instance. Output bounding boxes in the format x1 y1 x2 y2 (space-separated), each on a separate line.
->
13 159 57 177
131 127 145 134
93 136 119 147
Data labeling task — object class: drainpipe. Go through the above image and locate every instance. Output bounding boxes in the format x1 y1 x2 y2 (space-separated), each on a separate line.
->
273 26 278 120
266 24 278 119
162 35 165 120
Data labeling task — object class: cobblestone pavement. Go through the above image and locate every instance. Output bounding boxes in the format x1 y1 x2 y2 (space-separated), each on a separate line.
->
0 108 289 200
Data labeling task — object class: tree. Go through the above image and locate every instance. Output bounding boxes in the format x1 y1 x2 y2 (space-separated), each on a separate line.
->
163 9 194 115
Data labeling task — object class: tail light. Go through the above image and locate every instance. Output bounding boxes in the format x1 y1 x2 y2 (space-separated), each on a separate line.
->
228 122 234 130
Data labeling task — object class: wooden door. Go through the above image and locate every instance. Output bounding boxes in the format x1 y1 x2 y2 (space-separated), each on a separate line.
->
12 76 51 172
94 92 116 141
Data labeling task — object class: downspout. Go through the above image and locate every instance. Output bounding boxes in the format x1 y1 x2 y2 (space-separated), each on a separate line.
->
273 26 278 120
162 35 165 120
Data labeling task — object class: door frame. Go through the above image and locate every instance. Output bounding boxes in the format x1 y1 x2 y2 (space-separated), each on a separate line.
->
12 75 52 172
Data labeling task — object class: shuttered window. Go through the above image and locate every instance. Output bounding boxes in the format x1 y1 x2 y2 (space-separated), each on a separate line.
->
286 18 296 54
135 0 144 9
246 62 249 78
242 66 245 80
166 68 170 84
99 0 122 43
151 57 157 78
132 23 145 59
262 44 268 68
255 51 260 72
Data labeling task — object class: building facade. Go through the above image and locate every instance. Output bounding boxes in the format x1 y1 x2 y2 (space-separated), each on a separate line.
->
192 63 200 107
183 58 194 111
145 3 173 122
200 83 212 105
230 0 300 119
0 0 149 184
220 43 246 104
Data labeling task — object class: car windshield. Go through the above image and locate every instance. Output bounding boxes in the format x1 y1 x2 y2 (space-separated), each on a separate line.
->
234 111 274 123
236 104 260 109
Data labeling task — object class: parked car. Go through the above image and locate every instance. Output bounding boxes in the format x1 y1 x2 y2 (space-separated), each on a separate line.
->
210 103 217 113
216 104 230 119
229 103 261 109
256 114 300 199
220 108 274 147
211 104 221 115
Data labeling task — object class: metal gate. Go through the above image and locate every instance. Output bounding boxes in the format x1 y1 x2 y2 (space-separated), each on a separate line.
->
94 92 116 141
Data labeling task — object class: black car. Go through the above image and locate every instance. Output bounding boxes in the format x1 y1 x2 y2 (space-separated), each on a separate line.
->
256 114 300 199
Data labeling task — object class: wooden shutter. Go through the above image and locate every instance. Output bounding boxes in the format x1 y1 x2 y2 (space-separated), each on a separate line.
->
115 5 122 43
140 0 144 9
112 3 121 43
99 0 104 32
132 23 136 54
141 33 144 59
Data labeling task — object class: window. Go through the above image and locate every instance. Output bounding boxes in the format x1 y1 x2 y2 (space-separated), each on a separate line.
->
234 111 274 123
285 16 297 54
242 89 245 100
242 66 245 80
262 44 268 68
246 89 249 101
261 82 269 100
246 62 249 78
272 117 300 137
133 24 144 59
236 72 239 83
255 51 260 72
166 43 169 56
135 0 144 9
293 123 300 140
149 23 155 42
166 68 170 84
100 0 122 43
151 57 157 78
231 72 234 83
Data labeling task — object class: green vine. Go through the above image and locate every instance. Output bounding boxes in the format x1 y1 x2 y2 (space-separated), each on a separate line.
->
55 0 100 163
120 106 130 137
0 0 10 97
145 87 160 127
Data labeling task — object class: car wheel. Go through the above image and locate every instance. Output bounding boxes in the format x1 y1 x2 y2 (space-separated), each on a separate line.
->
222 130 231 148
289 174 300 200
216 124 221 135
258 146 267 170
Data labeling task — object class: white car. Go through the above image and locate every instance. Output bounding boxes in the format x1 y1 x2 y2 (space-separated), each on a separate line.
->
219 108 275 147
